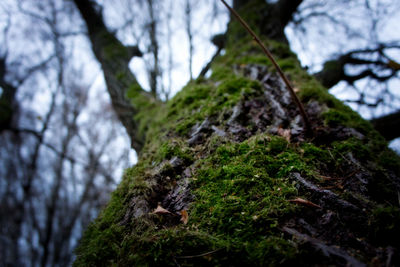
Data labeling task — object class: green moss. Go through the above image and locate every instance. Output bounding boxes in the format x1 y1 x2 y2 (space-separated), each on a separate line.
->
225 0 271 45
125 170 151 195
75 4 400 264
268 40 298 59
181 135 306 265
333 138 370 162
378 149 400 173
209 64 233 81
238 54 272 66
322 60 342 73
300 143 333 171
367 168 400 205
116 71 125 81
217 77 258 95
322 109 351 126
267 136 288 154
74 223 123 266
119 228 224 266
276 58 300 71
321 108 375 136
158 139 193 162
103 137 308 266
246 236 297 265
74 189 126 266
99 31 129 60
369 206 400 246
298 80 341 108
301 143 329 162
161 74 262 138
127 83 162 139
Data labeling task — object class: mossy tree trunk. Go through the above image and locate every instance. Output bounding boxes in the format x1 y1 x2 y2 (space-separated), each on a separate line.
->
74 0 400 266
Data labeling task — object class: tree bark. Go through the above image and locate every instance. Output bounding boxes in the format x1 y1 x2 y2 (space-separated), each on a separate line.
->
275 0 304 28
371 110 400 141
0 57 17 132
73 0 157 152
74 1 400 266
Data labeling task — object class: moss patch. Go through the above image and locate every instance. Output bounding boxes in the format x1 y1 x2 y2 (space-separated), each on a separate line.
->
369 205 400 246
74 2 400 264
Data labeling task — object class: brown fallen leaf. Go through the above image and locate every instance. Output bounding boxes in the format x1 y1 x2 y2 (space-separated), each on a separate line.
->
180 210 189 224
288 198 322 209
152 204 171 215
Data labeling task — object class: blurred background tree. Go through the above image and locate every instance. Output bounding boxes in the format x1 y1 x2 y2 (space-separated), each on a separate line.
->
0 0 399 266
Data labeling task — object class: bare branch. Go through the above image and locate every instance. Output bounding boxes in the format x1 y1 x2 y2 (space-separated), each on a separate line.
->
315 44 400 88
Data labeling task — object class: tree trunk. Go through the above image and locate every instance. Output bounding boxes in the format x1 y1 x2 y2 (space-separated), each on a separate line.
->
0 57 17 132
73 0 157 152
74 0 400 265
371 110 400 141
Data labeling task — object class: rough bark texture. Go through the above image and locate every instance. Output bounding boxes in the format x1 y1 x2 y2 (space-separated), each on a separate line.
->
74 1 400 266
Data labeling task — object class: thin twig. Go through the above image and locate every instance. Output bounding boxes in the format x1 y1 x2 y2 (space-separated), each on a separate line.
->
220 0 312 134
175 248 223 259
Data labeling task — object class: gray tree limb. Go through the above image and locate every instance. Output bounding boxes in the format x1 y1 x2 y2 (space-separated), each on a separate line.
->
73 0 156 152
315 45 400 88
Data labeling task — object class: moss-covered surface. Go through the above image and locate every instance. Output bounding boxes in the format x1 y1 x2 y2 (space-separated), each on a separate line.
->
74 1 400 266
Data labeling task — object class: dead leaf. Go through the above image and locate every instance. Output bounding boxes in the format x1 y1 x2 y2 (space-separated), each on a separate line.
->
180 210 189 224
152 204 171 215
288 197 322 209
277 127 291 142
